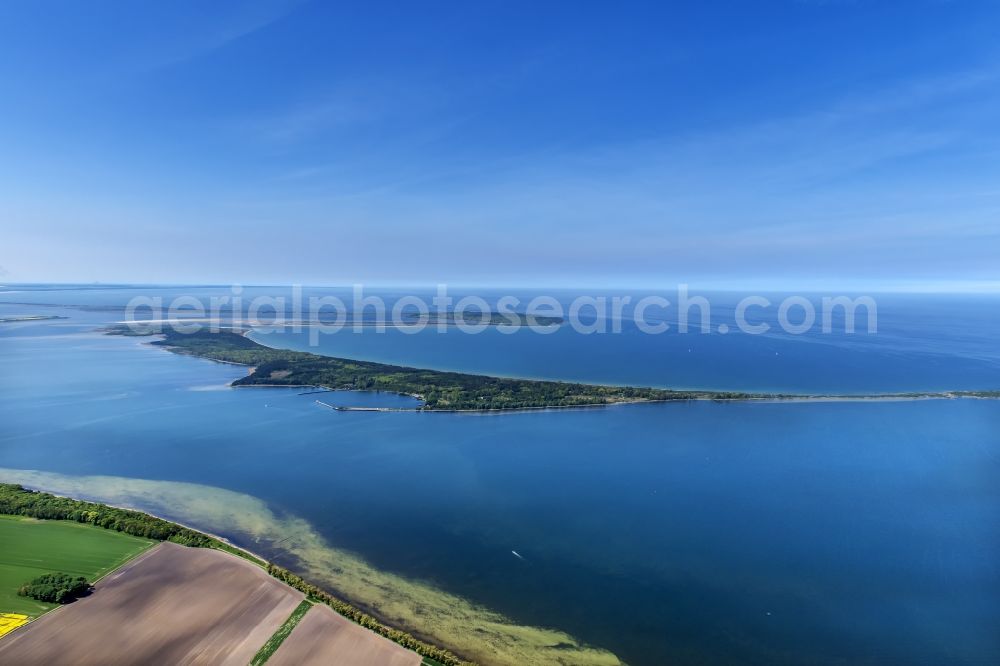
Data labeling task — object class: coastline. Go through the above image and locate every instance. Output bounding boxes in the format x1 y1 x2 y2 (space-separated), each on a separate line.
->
109 326 1000 411
0 479 466 665
2 481 271 569
0 469 622 666
196 361 1000 411
319 392 998 412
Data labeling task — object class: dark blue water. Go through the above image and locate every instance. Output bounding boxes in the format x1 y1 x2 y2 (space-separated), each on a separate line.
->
270 291 1000 393
1 287 998 664
5 285 1000 393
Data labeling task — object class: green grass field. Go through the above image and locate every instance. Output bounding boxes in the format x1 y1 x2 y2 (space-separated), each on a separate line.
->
250 600 313 666
0 515 154 616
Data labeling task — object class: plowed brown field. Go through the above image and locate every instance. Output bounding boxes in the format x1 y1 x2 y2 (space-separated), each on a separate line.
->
0 542 303 665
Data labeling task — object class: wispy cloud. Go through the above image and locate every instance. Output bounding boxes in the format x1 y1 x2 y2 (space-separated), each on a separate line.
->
138 0 304 72
211 63 1000 283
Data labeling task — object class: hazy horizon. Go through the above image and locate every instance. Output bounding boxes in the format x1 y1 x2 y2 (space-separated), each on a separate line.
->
3 280 1000 294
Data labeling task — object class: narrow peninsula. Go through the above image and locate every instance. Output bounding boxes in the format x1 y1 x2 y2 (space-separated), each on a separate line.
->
107 327 999 411
109 327 765 409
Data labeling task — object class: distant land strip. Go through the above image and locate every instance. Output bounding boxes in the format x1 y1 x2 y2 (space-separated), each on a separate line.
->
0 315 67 323
105 326 999 411
2 301 562 327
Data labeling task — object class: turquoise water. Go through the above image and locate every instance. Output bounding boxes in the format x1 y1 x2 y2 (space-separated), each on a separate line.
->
1 287 998 664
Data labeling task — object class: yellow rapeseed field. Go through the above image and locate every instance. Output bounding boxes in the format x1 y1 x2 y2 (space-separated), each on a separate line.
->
0 613 29 638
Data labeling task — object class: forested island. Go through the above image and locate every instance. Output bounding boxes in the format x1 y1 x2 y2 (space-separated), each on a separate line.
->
107 327 764 409
105 327 1000 411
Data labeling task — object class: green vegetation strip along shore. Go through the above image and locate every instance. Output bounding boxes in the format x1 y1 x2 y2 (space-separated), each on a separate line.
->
250 599 313 666
0 469 621 665
266 564 473 662
0 484 467 665
109 326 1000 409
110 327 765 409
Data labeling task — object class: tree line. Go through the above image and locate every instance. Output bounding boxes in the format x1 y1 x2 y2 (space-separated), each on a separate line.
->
266 563 470 666
0 483 471 665
0 484 212 546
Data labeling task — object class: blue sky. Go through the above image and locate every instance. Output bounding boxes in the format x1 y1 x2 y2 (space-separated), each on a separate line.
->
1 0 999 289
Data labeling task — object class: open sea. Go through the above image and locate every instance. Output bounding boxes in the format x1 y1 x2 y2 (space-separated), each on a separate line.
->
1 285 998 664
